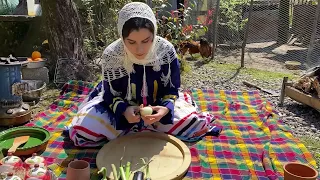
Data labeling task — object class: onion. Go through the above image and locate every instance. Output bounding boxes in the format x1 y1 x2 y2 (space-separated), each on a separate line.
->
140 107 153 116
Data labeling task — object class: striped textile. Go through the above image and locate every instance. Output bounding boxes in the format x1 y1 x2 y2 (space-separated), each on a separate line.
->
25 80 318 179
68 82 216 147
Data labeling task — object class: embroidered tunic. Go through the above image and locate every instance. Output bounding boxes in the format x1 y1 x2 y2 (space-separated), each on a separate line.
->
89 58 180 130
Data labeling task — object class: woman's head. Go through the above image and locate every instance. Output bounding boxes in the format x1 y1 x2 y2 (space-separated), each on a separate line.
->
122 17 154 60
117 2 157 60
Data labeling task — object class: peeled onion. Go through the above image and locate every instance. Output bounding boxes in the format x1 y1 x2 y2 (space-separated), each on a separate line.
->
140 107 153 116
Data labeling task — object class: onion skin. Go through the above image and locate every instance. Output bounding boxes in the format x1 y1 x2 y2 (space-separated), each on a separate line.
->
140 107 153 116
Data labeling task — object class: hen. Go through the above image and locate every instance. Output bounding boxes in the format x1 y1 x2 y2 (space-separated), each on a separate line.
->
178 38 212 59
199 38 212 58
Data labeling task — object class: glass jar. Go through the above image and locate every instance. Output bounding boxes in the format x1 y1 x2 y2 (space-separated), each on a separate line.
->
25 164 49 180
2 172 22 180
24 153 46 169
0 153 23 167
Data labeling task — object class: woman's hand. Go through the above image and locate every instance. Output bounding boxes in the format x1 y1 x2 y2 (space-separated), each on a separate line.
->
140 105 169 125
123 106 140 123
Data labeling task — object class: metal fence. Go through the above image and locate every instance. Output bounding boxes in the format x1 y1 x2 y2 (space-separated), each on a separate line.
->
155 0 320 70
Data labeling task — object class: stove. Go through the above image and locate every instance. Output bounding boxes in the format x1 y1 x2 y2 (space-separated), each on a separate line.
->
0 55 32 126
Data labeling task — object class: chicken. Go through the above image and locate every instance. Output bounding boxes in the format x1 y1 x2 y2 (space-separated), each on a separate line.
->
179 40 200 58
178 38 212 59
199 38 212 58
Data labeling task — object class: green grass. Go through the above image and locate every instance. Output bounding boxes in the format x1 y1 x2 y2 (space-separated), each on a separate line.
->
206 61 297 81
31 83 60 117
298 136 320 171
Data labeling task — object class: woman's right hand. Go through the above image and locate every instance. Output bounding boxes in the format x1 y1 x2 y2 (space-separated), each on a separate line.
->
123 106 141 123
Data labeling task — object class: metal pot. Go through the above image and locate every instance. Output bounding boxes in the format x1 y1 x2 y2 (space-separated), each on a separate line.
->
21 80 46 102
26 59 47 69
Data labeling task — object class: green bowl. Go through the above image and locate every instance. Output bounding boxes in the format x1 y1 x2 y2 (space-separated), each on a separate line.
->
0 126 51 157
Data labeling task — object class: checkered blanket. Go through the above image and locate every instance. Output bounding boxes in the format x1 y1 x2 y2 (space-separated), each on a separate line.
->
25 80 318 179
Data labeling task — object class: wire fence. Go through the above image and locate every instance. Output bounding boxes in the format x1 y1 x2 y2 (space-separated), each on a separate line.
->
154 0 320 71
1 0 319 71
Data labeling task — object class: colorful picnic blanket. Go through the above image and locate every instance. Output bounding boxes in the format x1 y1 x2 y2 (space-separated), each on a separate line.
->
25 80 318 179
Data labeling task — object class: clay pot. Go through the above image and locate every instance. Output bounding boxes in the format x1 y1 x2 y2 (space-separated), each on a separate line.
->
66 160 90 180
283 162 318 180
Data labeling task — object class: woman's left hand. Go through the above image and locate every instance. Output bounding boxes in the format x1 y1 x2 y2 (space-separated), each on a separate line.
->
141 106 169 125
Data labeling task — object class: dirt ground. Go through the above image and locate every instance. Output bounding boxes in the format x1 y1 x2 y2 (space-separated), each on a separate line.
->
215 41 317 75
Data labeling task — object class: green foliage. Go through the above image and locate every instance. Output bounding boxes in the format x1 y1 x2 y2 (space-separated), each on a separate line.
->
0 1 16 15
155 1 210 44
220 0 249 42
77 0 209 74
0 22 30 56
78 0 184 61
77 0 131 59
299 136 320 171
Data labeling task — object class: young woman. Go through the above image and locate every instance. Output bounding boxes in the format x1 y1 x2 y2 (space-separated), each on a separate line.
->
68 2 220 147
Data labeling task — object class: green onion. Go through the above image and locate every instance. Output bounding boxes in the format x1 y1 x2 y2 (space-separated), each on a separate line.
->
119 166 127 180
140 158 147 175
97 167 107 180
125 161 131 179
111 164 118 180
146 161 150 178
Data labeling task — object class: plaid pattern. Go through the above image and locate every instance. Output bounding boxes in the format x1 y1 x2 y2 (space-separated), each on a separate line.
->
25 81 318 180
185 89 318 179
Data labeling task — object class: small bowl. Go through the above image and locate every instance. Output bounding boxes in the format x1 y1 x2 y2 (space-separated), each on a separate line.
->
26 58 47 69
283 162 318 180
21 80 46 103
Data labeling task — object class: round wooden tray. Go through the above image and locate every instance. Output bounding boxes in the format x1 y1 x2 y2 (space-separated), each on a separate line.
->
96 132 191 180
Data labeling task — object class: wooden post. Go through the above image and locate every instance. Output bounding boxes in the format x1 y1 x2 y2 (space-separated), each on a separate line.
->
147 0 152 7
241 0 254 68
212 0 221 59
278 0 290 44
207 0 213 43
279 77 288 107
306 0 320 68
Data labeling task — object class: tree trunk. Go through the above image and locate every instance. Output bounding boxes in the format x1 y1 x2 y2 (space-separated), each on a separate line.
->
40 0 94 82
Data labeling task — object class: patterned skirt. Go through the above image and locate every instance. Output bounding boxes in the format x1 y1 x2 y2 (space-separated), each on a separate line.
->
68 88 221 147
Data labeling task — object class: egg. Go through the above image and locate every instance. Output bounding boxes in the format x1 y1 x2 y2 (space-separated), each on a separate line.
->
140 107 153 116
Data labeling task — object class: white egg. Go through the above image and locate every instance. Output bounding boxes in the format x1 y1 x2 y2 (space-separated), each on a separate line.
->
140 107 153 116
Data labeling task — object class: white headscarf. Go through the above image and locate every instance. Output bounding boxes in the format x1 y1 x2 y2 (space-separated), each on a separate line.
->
102 2 177 101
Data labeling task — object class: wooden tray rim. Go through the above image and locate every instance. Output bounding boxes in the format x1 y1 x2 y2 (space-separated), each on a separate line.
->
285 85 320 110
96 132 191 180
